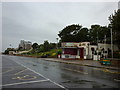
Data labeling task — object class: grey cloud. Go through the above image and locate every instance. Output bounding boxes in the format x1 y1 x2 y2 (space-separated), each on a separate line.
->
2 2 118 51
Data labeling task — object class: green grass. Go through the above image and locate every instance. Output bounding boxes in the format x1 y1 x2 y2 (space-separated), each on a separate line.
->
25 49 62 58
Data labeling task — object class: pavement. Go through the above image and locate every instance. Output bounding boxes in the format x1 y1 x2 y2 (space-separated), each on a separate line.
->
42 58 120 70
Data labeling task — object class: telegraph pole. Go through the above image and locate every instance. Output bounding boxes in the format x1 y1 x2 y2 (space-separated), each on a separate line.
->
104 35 106 58
56 38 59 49
97 31 99 60
111 28 113 60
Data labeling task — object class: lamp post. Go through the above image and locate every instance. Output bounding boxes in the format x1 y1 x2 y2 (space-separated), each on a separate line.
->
111 28 113 60
104 35 106 59
97 31 99 60
87 43 90 59
56 38 59 49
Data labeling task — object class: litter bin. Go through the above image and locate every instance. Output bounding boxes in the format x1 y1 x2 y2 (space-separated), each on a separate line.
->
100 58 111 65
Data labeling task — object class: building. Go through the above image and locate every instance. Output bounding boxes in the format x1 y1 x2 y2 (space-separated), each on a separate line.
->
24 41 32 50
61 42 119 60
61 42 95 60
19 40 32 50
9 51 15 55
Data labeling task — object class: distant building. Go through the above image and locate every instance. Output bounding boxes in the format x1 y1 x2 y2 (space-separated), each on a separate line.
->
61 42 119 60
9 51 15 55
19 40 32 50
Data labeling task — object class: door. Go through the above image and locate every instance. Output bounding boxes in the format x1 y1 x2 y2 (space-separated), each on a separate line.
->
80 48 84 60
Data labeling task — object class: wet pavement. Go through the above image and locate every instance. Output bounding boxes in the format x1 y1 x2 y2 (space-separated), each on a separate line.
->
2 55 120 89
43 58 120 70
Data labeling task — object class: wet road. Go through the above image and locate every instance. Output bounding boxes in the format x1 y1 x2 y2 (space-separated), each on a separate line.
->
2 55 120 89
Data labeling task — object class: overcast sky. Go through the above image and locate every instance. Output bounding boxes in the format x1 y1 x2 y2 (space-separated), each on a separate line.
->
2 2 118 51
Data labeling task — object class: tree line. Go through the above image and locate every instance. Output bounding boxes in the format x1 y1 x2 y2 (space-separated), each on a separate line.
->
3 9 120 55
31 40 57 53
26 9 120 53
58 24 110 44
58 9 120 50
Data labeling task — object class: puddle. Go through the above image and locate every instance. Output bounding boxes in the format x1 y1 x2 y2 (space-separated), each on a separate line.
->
62 79 94 84
92 83 108 88
62 79 110 88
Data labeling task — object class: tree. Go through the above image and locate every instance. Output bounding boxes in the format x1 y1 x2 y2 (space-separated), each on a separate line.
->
58 24 83 42
109 9 120 50
17 46 23 51
99 26 111 43
89 25 100 43
75 28 89 42
43 40 50 52
89 25 111 44
38 44 45 52
32 43 39 49
49 43 56 49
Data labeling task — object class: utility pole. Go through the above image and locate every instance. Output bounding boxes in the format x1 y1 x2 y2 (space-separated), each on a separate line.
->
56 38 59 49
111 28 113 60
97 31 99 60
87 43 90 59
104 35 106 59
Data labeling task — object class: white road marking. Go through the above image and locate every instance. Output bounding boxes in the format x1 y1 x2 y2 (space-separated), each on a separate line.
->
2 68 14 74
1 80 49 87
2 66 27 74
114 79 120 82
14 69 28 75
11 59 68 90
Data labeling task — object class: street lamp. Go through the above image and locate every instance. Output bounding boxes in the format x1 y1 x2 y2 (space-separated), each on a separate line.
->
104 35 106 59
111 28 113 60
56 38 59 49
97 31 99 60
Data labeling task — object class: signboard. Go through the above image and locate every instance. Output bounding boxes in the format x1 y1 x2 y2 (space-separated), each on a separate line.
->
61 42 88 47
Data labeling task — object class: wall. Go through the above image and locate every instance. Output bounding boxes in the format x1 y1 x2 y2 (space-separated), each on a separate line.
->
64 48 77 55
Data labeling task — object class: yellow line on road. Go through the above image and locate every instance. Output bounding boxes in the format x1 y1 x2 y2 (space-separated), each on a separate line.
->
93 68 120 74
2 68 14 74
62 68 88 74
12 75 37 80
14 69 28 75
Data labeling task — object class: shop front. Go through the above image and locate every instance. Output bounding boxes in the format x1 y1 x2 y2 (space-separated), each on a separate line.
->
61 42 87 60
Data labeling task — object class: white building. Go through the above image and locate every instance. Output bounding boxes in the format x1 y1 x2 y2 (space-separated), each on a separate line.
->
19 40 32 50
61 42 119 60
